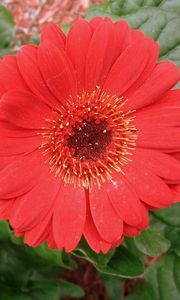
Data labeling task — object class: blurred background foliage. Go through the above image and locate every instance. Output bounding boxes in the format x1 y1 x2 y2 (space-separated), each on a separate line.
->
0 0 180 299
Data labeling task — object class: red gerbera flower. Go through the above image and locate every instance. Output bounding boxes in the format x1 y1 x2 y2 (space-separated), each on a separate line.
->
0 17 180 253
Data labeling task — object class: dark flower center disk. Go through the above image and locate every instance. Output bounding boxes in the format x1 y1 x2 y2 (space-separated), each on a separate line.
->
40 88 137 189
67 119 112 160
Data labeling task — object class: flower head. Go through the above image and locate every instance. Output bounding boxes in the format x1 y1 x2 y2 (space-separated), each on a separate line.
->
0 17 180 253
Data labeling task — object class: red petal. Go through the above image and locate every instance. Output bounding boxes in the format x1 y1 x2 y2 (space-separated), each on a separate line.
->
0 199 14 219
0 151 44 199
53 185 86 252
124 201 149 237
48 226 57 249
66 20 92 93
89 17 103 30
0 82 6 97
155 89 180 106
0 154 21 170
103 38 149 96
125 62 180 111
171 184 180 203
123 224 140 237
125 38 159 98
137 126 180 151
131 29 145 42
17 45 59 108
10 167 59 231
137 202 149 230
0 90 50 129
135 105 180 128
0 135 40 155
0 121 37 138
134 149 180 181
41 22 65 50
84 191 112 253
172 152 180 160
103 172 143 226
124 160 173 208
89 185 123 243
0 55 28 92
113 20 131 54
38 41 77 104
85 20 124 90
24 209 52 246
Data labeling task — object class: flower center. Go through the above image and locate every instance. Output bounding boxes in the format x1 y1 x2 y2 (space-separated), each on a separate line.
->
39 87 137 190
67 119 112 160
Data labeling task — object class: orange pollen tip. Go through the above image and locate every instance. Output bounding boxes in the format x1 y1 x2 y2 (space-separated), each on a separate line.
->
39 87 137 190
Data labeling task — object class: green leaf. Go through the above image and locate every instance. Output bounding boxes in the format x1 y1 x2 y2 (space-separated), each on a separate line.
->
0 224 75 270
98 246 144 278
0 241 32 288
101 275 122 300
9 231 76 270
74 241 144 278
125 281 157 300
0 280 84 300
62 24 71 34
0 4 15 52
87 4 118 20
32 243 76 269
145 254 180 300
0 284 32 300
164 226 180 256
124 238 146 263
0 239 82 299
87 0 180 67
0 221 24 245
134 227 170 257
174 255 180 293
153 203 180 227
0 221 12 240
30 33 40 45
29 279 84 300
127 253 180 300
151 208 180 256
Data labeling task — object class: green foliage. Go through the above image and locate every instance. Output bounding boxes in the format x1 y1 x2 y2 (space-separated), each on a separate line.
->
125 281 157 300
153 203 180 227
74 239 144 278
97 246 144 278
134 227 170 257
144 254 180 300
0 4 15 56
0 280 84 300
0 221 84 300
123 204 180 299
101 275 122 300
